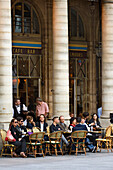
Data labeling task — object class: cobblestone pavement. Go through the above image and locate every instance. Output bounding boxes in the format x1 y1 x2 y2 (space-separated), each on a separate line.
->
0 152 113 170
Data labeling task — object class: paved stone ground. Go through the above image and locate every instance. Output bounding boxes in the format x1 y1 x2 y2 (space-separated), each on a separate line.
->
0 152 113 170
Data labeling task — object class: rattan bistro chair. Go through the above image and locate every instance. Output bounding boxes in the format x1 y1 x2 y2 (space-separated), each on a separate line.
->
96 126 112 152
69 131 87 156
45 131 63 156
27 132 45 158
0 129 15 157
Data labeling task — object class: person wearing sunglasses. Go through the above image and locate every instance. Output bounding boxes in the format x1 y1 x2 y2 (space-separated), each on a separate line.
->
10 118 27 158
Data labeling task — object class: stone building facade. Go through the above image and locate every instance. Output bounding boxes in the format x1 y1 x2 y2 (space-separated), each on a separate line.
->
0 0 112 133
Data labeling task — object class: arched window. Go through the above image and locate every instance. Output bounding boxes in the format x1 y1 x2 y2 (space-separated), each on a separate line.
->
12 2 40 34
71 9 84 38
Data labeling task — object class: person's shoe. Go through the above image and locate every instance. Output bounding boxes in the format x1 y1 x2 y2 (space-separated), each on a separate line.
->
20 152 27 158
13 152 18 157
92 146 96 153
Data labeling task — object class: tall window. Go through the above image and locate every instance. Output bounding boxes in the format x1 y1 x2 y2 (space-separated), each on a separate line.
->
12 2 40 34
71 9 84 38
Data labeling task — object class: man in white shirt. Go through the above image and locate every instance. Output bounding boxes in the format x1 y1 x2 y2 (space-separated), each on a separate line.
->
13 98 27 119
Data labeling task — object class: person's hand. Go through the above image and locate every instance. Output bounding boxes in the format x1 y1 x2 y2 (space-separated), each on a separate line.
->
91 123 95 126
33 122 36 126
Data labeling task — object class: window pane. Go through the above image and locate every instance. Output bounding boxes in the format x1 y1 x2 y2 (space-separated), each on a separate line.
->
33 10 40 34
24 3 31 33
79 15 84 37
71 9 77 37
15 3 22 33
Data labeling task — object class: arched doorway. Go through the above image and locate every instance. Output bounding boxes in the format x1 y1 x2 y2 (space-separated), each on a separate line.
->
12 1 42 106
69 8 88 116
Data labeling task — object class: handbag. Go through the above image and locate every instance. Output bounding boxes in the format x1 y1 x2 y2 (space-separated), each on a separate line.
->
5 130 16 142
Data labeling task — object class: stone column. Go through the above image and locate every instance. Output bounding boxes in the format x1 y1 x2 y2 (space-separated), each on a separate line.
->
101 0 113 127
0 0 12 130
53 0 69 119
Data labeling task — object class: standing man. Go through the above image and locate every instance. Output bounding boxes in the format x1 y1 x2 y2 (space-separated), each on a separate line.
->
13 98 26 119
36 98 49 120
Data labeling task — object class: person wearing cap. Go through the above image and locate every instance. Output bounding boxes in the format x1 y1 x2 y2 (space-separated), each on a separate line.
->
36 98 49 120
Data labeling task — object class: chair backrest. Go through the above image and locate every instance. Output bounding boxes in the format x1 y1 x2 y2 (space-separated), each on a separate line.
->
105 126 112 138
32 127 41 133
29 132 45 143
71 131 87 139
0 129 7 145
49 131 63 142
46 126 50 135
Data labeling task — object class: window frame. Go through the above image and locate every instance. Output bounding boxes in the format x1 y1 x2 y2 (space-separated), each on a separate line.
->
11 1 41 36
69 8 86 41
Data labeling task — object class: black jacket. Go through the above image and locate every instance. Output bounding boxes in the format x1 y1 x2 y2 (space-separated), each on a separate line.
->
10 125 22 141
36 121 48 132
13 104 23 119
50 123 62 133
88 119 101 127
73 124 88 132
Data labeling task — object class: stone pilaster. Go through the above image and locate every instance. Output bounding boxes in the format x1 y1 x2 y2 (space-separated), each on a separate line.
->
101 0 113 127
53 0 69 119
0 0 12 131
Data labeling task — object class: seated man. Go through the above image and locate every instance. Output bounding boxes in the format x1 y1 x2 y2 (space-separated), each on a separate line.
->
59 116 68 132
50 116 69 147
17 117 29 142
17 117 27 133
73 117 96 153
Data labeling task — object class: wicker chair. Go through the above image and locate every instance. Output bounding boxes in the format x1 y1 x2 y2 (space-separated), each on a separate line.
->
69 130 87 156
0 129 15 157
27 132 45 157
96 126 112 152
46 131 63 156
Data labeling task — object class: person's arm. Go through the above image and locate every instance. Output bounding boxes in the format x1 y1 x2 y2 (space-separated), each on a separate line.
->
45 103 49 117
36 105 39 118
11 126 18 141
50 125 54 133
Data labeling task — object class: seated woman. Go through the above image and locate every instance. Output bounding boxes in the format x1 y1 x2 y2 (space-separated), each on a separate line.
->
68 117 76 132
88 113 102 146
9 118 27 158
89 113 101 131
36 114 49 141
27 116 36 129
36 114 48 132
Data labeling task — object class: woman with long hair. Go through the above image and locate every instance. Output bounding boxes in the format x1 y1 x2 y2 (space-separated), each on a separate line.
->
9 118 27 158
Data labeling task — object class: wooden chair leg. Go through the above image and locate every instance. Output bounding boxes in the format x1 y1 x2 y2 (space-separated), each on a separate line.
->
100 142 102 152
34 146 37 158
11 147 13 157
109 140 112 152
69 144 72 155
1 146 4 157
58 144 63 156
106 141 109 152
45 143 47 155
96 141 99 152
76 140 78 156
40 145 44 157
83 140 86 156
54 144 57 156
48 144 51 155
